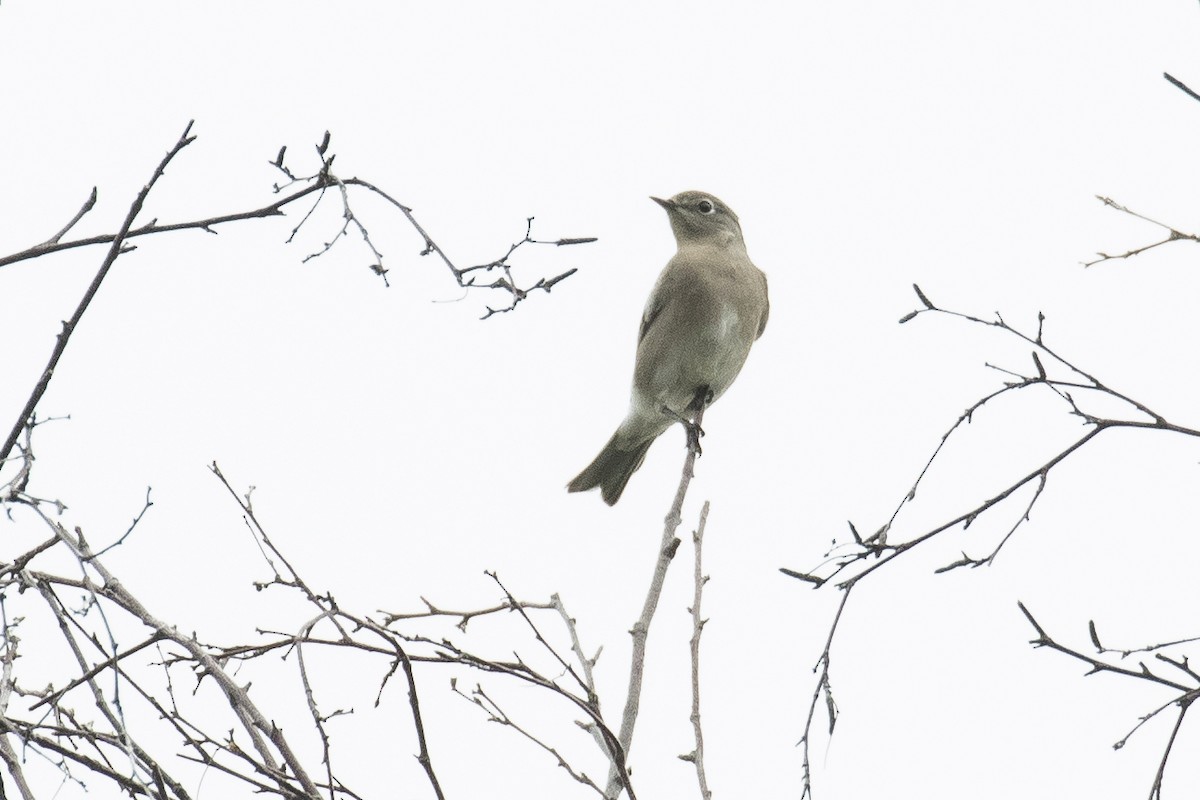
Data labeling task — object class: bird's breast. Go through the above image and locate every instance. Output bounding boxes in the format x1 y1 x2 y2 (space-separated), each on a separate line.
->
715 302 740 340
630 253 763 418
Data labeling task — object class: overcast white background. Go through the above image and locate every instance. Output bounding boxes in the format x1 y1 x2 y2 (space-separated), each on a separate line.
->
3 2 1200 799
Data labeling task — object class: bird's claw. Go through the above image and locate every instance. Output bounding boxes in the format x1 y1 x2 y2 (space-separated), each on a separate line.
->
684 420 705 455
660 403 705 455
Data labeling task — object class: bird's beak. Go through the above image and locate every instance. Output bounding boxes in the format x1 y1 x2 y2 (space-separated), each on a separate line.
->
650 196 674 210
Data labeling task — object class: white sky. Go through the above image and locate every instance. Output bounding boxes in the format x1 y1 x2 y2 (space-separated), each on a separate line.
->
3 2 1200 799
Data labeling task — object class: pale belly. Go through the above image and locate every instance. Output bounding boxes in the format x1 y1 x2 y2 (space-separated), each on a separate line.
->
636 301 752 416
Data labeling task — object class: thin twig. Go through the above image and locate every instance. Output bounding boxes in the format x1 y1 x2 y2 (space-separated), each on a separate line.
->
485 571 593 699
1082 196 1200 268
0 121 197 470
1018 603 1199 800
0 625 36 800
44 187 98 246
396 643 444 800
1164 72 1200 104
551 592 612 762
680 501 712 800
382 597 556 631
551 594 602 702
88 486 154 559
798 588 851 800
453 683 606 798
1149 699 1193 800
0 174 321 272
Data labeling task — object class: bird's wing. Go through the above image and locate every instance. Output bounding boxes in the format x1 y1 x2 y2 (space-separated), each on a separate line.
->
638 262 681 344
639 299 664 344
756 271 770 339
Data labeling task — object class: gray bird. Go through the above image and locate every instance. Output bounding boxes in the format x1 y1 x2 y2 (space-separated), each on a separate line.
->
567 191 769 505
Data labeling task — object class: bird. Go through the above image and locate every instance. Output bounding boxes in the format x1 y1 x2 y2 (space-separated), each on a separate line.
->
567 190 769 505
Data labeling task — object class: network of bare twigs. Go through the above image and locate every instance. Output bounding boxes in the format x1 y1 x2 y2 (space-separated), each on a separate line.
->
0 121 623 800
267 131 595 315
0 400 712 800
1 122 595 487
785 68 1200 800
0 125 593 305
784 284 1200 800
0 419 641 799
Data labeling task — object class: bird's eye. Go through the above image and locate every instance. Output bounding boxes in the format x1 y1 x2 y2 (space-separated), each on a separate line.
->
697 200 715 214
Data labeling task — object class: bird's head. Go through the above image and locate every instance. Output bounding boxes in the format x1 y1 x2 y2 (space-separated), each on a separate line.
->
651 191 743 248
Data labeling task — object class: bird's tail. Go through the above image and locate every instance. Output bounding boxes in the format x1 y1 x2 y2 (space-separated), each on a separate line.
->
567 429 654 506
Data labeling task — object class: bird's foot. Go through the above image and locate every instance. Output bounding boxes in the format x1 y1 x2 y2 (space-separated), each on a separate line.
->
684 420 705 455
686 385 714 413
661 404 705 455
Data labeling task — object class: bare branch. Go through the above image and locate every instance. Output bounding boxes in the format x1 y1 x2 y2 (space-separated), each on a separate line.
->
605 391 709 799
680 502 713 800
453 682 607 798
798 589 851 800
44 187 98 246
381 596 556 631
786 296 1200 799
485 571 593 701
0 121 197 472
1018 603 1199 800
1164 71 1200 104
1082 196 1200 268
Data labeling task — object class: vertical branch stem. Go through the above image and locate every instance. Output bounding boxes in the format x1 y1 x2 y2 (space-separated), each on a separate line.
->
685 501 712 799
397 645 445 800
604 402 708 798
